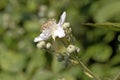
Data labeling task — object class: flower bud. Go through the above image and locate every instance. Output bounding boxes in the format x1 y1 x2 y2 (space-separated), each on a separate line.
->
62 22 70 29
46 42 52 49
62 56 69 67
57 54 64 62
68 28 72 33
67 45 76 54
76 47 80 53
36 41 46 48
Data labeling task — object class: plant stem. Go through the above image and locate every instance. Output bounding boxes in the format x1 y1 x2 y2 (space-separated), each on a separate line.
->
113 72 120 80
60 36 101 80
73 53 101 80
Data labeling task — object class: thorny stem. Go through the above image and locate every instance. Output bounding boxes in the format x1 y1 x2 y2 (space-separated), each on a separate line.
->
73 52 101 80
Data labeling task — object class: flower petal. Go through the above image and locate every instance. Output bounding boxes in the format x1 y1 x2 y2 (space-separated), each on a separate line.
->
34 30 51 42
53 26 65 38
58 11 66 26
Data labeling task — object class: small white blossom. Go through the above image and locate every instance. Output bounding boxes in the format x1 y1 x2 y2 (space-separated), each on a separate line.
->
34 11 66 42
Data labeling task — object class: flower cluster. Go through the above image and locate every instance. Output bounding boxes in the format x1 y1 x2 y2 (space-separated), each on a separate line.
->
34 11 80 67
34 11 102 80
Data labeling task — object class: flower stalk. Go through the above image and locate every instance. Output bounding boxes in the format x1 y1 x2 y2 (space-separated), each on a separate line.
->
72 52 101 80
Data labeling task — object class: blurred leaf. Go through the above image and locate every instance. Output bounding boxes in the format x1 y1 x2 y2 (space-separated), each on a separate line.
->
17 39 34 54
83 43 112 62
0 51 27 72
85 28 115 43
93 1 120 22
61 74 76 80
102 31 115 43
66 66 82 78
0 71 26 80
52 56 65 73
92 44 112 62
89 0 118 15
26 50 46 74
90 63 108 78
24 20 40 32
84 23 120 31
110 67 120 80
91 64 120 79
109 53 120 66
0 0 8 9
26 0 38 13
31 69 54 80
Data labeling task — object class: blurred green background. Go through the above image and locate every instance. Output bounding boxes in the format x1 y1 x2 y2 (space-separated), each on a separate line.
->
0 0 120 80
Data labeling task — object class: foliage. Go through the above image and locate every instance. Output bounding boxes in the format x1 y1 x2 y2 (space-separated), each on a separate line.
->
0 0 120 80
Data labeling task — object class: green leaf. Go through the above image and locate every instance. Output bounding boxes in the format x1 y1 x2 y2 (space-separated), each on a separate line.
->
93 1 120 22
91 64 120 79
66 66 82 78
0 51 27 72
84 23 120 31
31 69 54 80
24 20 40 32
26 50 46 74
109 53 120 66
61 74 76 80
0 71 26 80
0 0 8 9
83 43 112 62
92 44 112 62
90 63 108 78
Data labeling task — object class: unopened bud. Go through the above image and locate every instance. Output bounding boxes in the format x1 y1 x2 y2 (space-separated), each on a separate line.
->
57 54 64 62
67 45 80 54
67 27 72 33
76 47 80 53
36 41 46 48
46 42 52 49
67 45 76 54
62 22 70 29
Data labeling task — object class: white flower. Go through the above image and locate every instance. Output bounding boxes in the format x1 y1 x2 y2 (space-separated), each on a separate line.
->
34 11 66 42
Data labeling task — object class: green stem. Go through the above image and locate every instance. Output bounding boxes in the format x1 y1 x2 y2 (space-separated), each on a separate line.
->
113 72 120 80
59 36 100 80
73 53 101 80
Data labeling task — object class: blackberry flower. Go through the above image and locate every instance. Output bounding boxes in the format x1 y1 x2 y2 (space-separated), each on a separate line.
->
34 11 66 42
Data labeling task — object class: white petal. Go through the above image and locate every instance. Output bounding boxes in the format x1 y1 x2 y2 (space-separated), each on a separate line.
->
34 30 51 42
53 26 65 38
58 11 66 26
34 35 43 42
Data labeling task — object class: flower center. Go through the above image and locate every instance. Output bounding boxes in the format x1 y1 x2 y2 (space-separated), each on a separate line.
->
41 19 57 31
